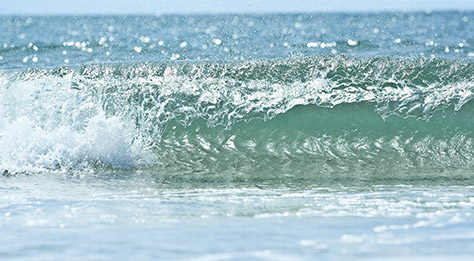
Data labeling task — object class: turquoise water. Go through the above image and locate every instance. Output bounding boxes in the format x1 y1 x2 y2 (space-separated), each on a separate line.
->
1 12 474 260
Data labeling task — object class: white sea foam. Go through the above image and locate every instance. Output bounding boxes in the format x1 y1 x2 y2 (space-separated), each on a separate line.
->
0 113 151 172
0 75 153 173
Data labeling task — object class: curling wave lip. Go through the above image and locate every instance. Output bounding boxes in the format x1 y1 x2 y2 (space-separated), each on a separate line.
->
1 56 474 175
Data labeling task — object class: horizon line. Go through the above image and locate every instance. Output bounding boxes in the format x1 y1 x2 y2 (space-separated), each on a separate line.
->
1 8 473 16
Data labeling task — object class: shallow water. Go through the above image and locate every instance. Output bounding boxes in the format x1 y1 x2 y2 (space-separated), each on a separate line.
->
1 173 474 260
1 12 474 260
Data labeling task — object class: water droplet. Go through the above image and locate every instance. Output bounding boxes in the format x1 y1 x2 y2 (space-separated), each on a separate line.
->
139 36 150 43
133 46 142 53
347 39 358 46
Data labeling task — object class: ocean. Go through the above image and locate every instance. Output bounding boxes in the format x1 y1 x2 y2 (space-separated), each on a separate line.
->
1 12 474 260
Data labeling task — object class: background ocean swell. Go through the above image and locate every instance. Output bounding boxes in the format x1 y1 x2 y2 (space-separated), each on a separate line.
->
1 56 474 177
2 12 474 70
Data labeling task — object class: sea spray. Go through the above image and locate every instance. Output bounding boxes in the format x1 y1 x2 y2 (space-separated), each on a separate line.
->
1 57 474 174
2 13 474 260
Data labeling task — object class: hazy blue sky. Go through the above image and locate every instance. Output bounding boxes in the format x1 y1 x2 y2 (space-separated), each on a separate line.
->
1 0 474 14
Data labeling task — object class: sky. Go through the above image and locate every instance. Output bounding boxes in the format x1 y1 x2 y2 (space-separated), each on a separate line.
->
1 0 474 15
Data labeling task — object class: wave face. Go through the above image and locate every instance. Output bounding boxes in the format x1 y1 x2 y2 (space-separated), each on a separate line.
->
1 56 474 176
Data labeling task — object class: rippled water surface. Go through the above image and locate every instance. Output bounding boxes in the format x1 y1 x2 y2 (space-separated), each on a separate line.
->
1 12 474 260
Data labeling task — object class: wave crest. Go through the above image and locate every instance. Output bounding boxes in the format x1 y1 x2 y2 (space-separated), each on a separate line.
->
1 56 474 173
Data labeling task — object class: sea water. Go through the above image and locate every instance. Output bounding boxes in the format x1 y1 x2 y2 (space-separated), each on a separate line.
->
1 12 474 260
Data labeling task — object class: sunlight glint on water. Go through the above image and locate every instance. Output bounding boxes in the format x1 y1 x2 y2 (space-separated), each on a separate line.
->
1 12 474 260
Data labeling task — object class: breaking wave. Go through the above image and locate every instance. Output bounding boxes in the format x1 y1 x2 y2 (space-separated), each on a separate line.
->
1 56 474 176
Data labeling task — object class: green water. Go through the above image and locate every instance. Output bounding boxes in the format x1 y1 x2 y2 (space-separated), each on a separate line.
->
1 12 474 260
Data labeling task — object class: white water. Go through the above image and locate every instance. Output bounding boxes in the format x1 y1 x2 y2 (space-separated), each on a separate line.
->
0 74 154 173
1 174 474 260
